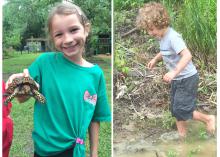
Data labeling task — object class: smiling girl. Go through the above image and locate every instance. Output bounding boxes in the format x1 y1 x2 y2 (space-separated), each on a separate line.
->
6 2 111 157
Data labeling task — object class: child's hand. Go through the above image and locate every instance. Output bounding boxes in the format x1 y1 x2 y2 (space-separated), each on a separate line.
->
147 59 157 70
6 69 30 89
5 69 31 103
163 71 177 83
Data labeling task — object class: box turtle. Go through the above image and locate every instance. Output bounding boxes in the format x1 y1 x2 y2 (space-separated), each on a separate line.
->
4 76 46 105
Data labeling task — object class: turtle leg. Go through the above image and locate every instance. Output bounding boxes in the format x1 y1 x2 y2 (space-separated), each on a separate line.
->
32 89 46 104
4 91 17 105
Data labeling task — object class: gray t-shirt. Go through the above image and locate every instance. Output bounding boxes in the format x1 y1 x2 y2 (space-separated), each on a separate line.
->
159 27 197 80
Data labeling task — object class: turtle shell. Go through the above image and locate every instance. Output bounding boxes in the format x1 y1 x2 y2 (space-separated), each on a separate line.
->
4 77 46 105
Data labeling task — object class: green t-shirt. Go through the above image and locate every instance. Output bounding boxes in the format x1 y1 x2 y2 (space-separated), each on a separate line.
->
28 52 111 156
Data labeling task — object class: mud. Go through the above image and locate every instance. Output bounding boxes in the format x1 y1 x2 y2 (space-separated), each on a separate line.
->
114 118 216 157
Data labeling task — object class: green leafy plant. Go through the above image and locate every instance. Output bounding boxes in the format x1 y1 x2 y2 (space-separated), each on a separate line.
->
162 111 176 130
114 44 130 74
114 0 145 11
187 145 201 157
198 129 208 140
167 149 179 157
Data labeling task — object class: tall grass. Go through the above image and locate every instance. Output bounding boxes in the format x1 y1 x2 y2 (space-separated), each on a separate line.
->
114 0 145 11
171 0 216 71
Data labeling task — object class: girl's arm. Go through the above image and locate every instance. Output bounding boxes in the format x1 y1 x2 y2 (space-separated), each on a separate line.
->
163 48 192 83
89 121 100 157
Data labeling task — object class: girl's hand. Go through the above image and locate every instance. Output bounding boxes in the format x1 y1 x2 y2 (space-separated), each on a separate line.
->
147 59 157 70
6 69 30 89
163 71 177 83
5 69 31 103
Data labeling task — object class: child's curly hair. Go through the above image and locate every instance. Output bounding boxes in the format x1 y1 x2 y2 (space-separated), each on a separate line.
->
136 2 170 30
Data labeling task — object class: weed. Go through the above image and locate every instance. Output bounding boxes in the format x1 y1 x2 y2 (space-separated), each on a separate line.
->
187 145 201 157
167 149 179 157
162 111 176 130
199 129 208 140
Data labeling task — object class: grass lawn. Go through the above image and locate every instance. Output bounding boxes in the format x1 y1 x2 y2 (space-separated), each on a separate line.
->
3 52 112 157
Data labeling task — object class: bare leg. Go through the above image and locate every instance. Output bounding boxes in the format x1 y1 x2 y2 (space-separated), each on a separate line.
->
193 111 215 134
176 120 187 138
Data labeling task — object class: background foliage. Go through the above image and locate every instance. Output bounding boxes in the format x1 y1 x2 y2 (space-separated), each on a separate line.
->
173 0 216 72
114 0 216 73
3 0 111 55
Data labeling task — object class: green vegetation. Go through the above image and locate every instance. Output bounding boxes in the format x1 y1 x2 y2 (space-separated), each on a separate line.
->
3 0 111 56
3 53 111 157
114 44 130 74
114 0 216 72
188 146 201 157
162 111 176 130
3 52 39 74
198 129 208 140
114 0 145 11
167 149 179 157
167 146 202 157
174 0 216 70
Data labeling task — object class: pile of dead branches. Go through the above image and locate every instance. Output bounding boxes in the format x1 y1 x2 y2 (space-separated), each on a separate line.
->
114 42 171 120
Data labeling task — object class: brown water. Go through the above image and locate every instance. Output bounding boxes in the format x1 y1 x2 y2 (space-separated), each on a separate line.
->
114 121 217 157
115 139 216 157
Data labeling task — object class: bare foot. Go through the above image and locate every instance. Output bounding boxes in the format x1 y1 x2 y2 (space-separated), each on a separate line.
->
206 115 215 134
176 120 187 139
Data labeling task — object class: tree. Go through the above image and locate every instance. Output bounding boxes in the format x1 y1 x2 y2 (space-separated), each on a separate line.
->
3 0 60 53
3 0 111 54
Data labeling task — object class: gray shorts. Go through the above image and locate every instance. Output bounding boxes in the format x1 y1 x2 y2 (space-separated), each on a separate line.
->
170 73 199 121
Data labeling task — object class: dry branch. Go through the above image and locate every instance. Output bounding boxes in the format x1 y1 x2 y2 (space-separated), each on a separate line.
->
121 27 138 38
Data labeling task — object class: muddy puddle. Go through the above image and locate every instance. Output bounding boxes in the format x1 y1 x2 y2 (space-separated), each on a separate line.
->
114 120 216 157
115 139 216 157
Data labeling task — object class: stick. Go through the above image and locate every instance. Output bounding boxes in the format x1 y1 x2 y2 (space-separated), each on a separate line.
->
121 27 138 38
